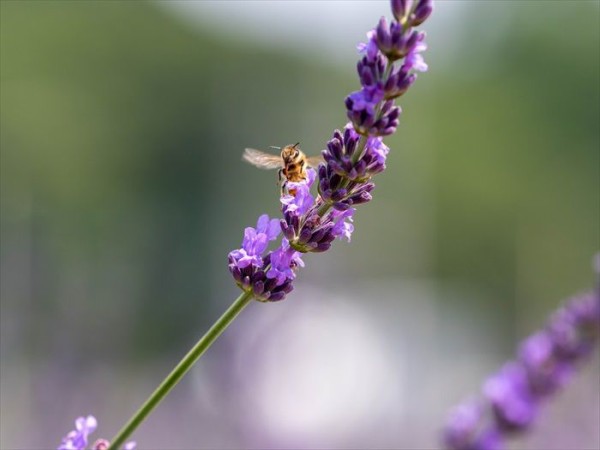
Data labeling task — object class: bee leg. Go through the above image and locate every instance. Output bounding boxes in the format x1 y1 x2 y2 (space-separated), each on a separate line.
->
278 169 287 195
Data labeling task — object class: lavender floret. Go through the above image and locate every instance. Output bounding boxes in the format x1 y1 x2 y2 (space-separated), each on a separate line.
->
279 168 356 253
483 363 538 430
228 215 303 302
518 331 573 394
443 400 504 450
409 0 434 27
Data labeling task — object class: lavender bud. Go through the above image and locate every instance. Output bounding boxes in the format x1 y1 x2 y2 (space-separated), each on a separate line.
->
281 219 295 240
230 266 243 283
268 291 285 302
348 191 373 205
298 227 313 244
311 227 328 243
331 188 348 201
281 283 294 294
263 277 277 292
518 331 572 395
391 0 411 23
253 280 265 297
484 363 537 430
409 0 433 26
443 400 504 450
314 242 332 253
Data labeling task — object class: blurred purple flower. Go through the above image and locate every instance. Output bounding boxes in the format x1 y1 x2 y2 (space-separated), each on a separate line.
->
58 416 97 450
443 281 600 450
518 331 573 394
58 416 135 450
483 363 538 430
443 400 503 450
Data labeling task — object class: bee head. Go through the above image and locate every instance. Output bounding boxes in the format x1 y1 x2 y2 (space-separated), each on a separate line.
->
282 143 301 162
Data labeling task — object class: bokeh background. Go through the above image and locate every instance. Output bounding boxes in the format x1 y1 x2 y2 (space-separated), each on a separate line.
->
1 1 598 449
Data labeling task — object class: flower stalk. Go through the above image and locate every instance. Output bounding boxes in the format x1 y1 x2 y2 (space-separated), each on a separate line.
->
107 291 253 450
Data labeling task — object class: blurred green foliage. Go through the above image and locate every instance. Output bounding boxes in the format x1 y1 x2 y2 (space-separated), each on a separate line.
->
429 1 599 320
1 0 353 359
1 2 598 449
1 0 598 362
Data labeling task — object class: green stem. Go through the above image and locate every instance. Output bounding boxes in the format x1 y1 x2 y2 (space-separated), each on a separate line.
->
108 290 254 450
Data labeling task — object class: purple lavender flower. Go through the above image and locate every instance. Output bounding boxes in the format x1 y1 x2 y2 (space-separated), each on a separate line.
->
267 238 305 284
230 0 432 301
330 208 355 242
548 291 600 358
58 416 97 450
518 331 572 394
346 2 430 136
228 213 302 302
357 30 379 60
443 285 600 450
391 0 411 24
229 214 281 269
443 400 503 450
483 363 538 430
391 0 433 27
58 416 135 450
384 66 417 99
316 125 381 219
278 168 356 253
403 36 428 72
408 0 434 27
375 17 417 61
280 169 316 215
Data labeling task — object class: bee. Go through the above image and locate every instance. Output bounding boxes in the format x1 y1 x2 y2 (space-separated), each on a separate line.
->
243 143 323 186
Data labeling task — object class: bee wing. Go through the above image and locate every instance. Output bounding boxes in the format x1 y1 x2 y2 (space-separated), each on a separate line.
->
305 154 325 167
243 148 283 170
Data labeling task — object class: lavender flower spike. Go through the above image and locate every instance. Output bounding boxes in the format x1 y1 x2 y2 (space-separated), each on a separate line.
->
58 416 136 450
229 0 432 301
443 274 600 450
101 3 433 450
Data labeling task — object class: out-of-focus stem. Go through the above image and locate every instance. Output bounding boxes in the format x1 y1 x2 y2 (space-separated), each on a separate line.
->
108 290 253 450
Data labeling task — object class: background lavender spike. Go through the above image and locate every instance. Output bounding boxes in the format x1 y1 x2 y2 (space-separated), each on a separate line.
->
442 285 600 450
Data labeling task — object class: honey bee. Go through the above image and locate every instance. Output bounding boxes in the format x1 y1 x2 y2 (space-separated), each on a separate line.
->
243 143 323 185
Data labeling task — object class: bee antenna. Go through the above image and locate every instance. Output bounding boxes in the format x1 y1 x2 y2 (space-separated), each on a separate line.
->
293 142 300 148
